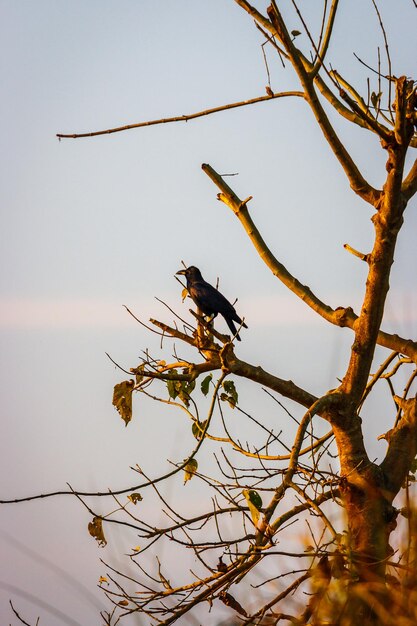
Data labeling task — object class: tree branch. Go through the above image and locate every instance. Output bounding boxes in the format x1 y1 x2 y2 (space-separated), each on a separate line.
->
402 157 417 201
56 91 304 139
380 396 417 496
311 0 339 77
266 2 380 205
341 79 415 402
202 162 417 362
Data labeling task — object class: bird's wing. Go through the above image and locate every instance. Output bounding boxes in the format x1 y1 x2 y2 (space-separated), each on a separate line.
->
190 280 237 317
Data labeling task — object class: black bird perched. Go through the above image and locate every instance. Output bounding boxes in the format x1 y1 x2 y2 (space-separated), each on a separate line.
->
176 266 248 341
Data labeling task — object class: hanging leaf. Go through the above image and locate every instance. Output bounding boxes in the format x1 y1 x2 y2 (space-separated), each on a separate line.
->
130 364 145 385
291 29 301 37
245 489 263 510
127 492 143 505
217 556 228 572
371 91 382 109
166 372 195 406
178 379 195 407
243 489 263 527
167 369 180 400
98 576 108 584
221 380 238 408
219 591 248 616
181 287 188 302
118 600 129 607
184 458 198 484
192 419 208 440
201 374 213 396
88 516 107 547
112 380 134 426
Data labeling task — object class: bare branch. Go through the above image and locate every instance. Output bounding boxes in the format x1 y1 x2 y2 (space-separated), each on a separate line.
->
402 157 417 201
381 397 417 496
311 0 339 77
56 92 304 139
9 601 38 626
343 243 370 263
201 163 417 362
266 3 380 205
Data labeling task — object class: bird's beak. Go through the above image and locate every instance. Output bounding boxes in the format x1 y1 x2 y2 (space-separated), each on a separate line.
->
176 269 186 276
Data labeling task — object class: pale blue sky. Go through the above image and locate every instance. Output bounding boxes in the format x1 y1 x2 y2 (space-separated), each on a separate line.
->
1 1 416 624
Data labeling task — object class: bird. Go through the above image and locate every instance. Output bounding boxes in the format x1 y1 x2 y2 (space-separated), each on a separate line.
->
176 266 247 341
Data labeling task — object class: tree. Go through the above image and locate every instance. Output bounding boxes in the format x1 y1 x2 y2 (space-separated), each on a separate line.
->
4 2 417 625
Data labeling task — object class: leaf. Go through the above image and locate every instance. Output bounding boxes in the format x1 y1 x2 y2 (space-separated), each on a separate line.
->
166 372 195 406
201 374 213 396
112 380 134 426
99 576 108 584
244 489 263 510
130 364 145 385
181 287 188 302
178 379 195 407
127 492 143 505
192 419 208 440
222 380 238 408
217 556 227 572
184 458 198 484
167 369 180 400
243 489 263 527
88 516 107 547
118 600 129 606
291 29 301 37
219 591 247 616
371 91 382 109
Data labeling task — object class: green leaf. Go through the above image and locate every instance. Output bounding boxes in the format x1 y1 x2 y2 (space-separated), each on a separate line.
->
243 489 263 527
291 29 301 37
184 458 198 484
221 380 238 408
178 379 195 407
192 419 208 440
201 374 213 396
167 369 180 400
244 489 263 510
167 371 195 407
223 380 238 403
112 380 135 426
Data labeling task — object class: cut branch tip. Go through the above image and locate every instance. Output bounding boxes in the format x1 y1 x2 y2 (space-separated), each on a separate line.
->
343 243 370 263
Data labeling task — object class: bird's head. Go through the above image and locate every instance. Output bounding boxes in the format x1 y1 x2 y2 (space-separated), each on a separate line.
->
176 266 202 281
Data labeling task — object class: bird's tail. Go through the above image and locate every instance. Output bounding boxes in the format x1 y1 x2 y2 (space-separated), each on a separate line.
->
225 317 241 341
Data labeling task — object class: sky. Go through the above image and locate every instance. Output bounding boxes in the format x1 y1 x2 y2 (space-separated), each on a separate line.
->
0 1 416 624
